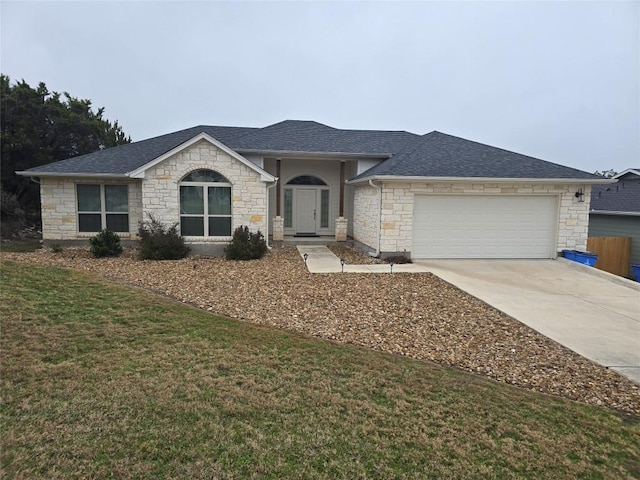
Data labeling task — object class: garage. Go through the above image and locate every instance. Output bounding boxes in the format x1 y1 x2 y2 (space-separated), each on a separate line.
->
412 195 558 259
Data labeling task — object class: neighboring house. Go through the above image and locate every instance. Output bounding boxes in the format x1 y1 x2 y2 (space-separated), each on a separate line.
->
589 168 640 268
17 120 611 259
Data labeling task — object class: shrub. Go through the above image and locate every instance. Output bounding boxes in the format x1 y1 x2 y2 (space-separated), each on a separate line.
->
385 255 412 264
50 243 63 254
89 229 123 258
225 225 267 260
138 214 190 260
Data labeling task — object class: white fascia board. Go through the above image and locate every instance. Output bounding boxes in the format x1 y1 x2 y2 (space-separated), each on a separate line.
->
347 175 617 185
15 171 129 179
127 132 276 182
613 169 640 179
590 210 640 217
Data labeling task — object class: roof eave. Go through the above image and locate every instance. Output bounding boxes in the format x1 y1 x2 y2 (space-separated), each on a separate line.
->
348 175 616 185
589 210 640 217
16 171 130 179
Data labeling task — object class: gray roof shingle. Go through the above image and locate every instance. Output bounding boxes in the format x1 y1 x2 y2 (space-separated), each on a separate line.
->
19 120 600 181
352 131 602 181
590 172 640 213
19 125 260 175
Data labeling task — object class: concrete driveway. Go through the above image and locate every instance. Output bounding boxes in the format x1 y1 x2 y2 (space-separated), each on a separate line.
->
417 258 640 384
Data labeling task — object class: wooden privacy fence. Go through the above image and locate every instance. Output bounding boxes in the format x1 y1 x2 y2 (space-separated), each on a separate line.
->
586 236 632 277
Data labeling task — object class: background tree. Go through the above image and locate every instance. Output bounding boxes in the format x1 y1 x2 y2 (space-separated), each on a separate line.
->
1 74 131 227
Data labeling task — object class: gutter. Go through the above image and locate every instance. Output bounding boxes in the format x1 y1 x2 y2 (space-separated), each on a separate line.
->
15 171 129 179
369 179 382 257
349 175 616 185
590 210 640 217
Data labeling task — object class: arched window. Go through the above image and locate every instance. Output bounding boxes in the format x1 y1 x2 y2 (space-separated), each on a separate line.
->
287 175 327 186
179 169 232 237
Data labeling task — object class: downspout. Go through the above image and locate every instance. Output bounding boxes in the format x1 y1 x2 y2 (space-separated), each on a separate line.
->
368 179 382 257
265 179 278 249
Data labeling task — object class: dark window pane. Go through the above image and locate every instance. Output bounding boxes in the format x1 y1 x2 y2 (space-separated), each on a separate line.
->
180 186 204 214
79 213 102 232
208 187 231 215
182 169 229 183
287 175 326 186
284 189 293 228
208 217 231 236
77 185 101 211
106 214 129 232
321 190 329 228
105 185 128 212
181 217 204 236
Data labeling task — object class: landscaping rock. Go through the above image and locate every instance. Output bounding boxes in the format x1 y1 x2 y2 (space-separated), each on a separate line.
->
2 245 639 415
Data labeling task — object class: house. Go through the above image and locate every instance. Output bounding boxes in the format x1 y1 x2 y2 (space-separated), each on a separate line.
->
17 120 611 259
589 168 640 270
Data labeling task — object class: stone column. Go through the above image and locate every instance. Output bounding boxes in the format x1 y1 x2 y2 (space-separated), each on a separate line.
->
272 216 284 241
335 217 348 242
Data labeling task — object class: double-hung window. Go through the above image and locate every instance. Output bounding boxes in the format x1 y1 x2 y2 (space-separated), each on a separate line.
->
77 184 129 232
180 169 232 237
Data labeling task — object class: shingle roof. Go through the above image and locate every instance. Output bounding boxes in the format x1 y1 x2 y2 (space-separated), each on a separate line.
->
351 131 602 181
590 171 640 214
20 125 259 175
230 120 419 154
19 120 418 176
19 120 600 181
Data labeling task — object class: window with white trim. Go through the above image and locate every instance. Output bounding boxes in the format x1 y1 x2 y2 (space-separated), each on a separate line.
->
77 184 129 232
179 169 232 237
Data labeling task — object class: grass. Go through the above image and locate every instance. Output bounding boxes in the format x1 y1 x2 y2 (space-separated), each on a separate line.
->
1 260 639 479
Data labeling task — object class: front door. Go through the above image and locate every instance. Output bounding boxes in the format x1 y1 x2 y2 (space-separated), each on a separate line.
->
296 188 317 234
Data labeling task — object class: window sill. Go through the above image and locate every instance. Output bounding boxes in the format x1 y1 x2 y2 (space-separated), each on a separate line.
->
77 232 131 238
183 237 233 242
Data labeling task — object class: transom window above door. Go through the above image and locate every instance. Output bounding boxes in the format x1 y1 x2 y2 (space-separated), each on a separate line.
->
287 175 327 186
179 169 232 237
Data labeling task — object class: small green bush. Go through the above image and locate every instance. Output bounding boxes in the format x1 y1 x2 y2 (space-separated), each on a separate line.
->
138 214 190 260
50 243 63 254
90 229 123 258
225 225 267 260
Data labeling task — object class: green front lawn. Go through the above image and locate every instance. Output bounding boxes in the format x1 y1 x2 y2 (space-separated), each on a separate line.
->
1 260 638 479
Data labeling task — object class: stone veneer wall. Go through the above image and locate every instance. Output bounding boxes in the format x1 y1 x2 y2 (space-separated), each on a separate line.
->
354 182 592 256
39 177 143 241
352 184 380 252
141 139 268 241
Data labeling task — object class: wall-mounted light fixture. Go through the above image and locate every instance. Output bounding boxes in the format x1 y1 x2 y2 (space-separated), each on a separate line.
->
574 188 585 202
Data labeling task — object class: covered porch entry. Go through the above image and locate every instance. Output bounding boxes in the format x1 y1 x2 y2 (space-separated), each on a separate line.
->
264 157 353 241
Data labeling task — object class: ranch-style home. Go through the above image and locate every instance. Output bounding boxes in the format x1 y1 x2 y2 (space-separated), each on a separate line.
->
17 120 611 259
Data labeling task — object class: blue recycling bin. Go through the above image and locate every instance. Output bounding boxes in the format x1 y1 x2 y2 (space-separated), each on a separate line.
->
631 264 640 282
573 251 598 267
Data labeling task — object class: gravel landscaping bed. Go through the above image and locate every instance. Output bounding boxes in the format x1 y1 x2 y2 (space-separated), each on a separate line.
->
2 245 639 415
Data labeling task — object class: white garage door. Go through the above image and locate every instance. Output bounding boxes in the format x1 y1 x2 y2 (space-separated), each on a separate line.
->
412 195 558 259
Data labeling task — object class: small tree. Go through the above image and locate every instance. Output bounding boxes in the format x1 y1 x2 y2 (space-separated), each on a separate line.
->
138 214 190 260
225 225 267 260
89 229 123 258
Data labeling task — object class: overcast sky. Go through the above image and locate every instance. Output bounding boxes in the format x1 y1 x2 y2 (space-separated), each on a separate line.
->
2 1 638 173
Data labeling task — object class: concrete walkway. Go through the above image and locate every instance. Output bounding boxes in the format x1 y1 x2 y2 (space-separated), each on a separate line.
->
296 245 429 273
416 258 640 384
